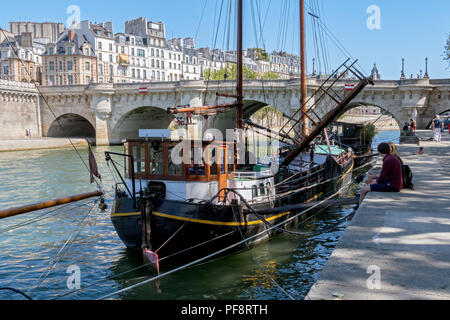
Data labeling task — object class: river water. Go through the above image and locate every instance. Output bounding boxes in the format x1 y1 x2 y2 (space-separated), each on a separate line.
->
0 131 399 300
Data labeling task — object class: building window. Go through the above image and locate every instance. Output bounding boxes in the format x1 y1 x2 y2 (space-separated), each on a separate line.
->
131 69 135 78
143 70 147 79
156 60 160 68
59 76 62 85
3 65 9 75
156 49 159 57
49 76 55 85
85 61 90 71
137 69 141 79
152 70 155 80
67 61 73 71
109 43 113 51
49 61 55 71
98 42 102 50
68 75 73 84
59 61 63 71
131 48 135 56
99 63 103 75
162 72 165 81
157 71 160 80
67 47 73 55
86 76 90 83
161 61 165 69
109 54 113 62
151 59 155 68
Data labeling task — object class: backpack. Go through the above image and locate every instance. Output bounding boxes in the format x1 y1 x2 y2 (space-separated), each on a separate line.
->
402 165 414 190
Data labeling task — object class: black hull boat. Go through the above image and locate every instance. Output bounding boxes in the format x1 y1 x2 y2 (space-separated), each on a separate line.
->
329 121 377 173
108 143 354 264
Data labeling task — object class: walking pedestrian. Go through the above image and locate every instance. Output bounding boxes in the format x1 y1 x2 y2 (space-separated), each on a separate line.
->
432 115 442 143
410 119 417 132
447 117 450 134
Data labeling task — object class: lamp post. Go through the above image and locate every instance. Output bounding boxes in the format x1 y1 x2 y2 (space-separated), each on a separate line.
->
400 58 406 80
424 57 429 78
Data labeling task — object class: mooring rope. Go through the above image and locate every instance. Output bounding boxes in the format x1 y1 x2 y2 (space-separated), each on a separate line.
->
96 184 352 300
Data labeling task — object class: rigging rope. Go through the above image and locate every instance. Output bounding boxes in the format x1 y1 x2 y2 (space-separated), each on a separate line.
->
26 201 98 298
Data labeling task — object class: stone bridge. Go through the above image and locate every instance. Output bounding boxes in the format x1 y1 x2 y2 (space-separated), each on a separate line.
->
2 77 450 144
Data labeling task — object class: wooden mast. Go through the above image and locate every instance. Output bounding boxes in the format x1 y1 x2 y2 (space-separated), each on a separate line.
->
237 0 244 130
300 0 307 138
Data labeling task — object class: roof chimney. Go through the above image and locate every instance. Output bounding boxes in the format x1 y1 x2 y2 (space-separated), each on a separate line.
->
68 28 75 41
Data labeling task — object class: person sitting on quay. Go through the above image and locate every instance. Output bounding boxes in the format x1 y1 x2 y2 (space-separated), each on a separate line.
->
360 142 403 205
403 122 410 132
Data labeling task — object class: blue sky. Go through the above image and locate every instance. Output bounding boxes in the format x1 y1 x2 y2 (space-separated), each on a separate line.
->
1 0 449 79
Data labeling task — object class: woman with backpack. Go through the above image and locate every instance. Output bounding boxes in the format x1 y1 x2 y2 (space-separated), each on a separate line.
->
359 143 403 205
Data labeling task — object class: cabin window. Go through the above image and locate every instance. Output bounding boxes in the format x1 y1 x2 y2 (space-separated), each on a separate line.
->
132 145 146 174
150 143 164 175
168 145 183 176
259 183 266 196
252 186 258 198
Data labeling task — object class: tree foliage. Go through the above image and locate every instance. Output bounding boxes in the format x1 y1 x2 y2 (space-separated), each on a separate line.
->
204 64 280 80
444 34 450 69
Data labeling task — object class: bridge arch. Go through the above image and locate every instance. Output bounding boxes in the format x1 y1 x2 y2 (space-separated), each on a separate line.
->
339 102 402 130
47 113 96 141
111 106 176 142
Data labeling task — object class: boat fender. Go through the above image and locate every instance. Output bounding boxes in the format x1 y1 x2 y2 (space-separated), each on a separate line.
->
143 249 160 273
98 197 107 211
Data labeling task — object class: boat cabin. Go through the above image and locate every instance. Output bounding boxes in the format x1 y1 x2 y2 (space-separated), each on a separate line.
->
122 138 275 204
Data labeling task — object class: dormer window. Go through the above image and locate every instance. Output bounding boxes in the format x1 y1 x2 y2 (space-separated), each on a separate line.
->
85 48 90 56
49 47 54 55
67 47 73 55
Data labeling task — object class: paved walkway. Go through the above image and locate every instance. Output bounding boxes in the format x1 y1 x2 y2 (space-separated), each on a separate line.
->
0 138 88 152
306 130 450 300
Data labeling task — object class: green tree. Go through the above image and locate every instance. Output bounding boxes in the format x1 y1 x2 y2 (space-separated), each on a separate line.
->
444 34 450 69
204 65 279 80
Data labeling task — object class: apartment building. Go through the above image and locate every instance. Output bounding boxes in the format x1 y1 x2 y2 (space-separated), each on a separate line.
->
42 28 97 86
0 32 44 83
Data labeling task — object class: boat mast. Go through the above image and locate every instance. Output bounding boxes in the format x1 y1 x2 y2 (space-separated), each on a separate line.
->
300 0 307 138
237 0 243 130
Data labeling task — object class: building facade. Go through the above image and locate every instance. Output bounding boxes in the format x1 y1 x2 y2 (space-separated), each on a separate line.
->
41 28 97 86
